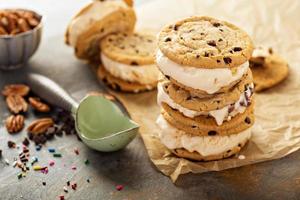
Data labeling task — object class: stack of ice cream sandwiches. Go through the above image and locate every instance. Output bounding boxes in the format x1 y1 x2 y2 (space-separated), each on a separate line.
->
156 16 255 161
65 0 159 93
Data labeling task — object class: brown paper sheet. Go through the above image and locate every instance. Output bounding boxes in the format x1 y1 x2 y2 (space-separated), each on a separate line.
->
107 0 300 182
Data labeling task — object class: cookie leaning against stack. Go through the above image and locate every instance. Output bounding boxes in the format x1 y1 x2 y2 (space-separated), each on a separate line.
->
250 46 289 92
65 0 136 61
98 32 159 93
156 16 255 161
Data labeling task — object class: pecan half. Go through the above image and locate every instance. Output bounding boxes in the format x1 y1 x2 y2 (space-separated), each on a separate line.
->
2 84 30 97
5 115 25 133
29 97 50 113
27 118 54 134
6 95 28 114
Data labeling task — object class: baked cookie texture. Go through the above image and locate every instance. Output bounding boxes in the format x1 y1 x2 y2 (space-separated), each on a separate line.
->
156 16 255 161
98 32 159 93
100 32 157 65
162 102 255 137
97 65 157 93
250 47 289 92
65 0 136 61
172 139 248 161
158 16 254 68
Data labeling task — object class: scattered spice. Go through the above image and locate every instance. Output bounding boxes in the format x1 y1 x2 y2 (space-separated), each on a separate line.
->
59 195 65 200
42 182 46 186
30 156 38 165
63 186 68 193
71 165 77 170
116 185 124 191
35 145 42 151
53 153 62 158
71 183 77 190
22 138 30 146
48 148 55 153
74 148 79 155
84 159 89 165
4 158 10 165
49 160 55 166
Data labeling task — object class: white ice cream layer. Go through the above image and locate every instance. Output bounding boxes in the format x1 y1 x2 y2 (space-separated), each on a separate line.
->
156 115 252 156
156 50 249 94
101 53 159 85
157 82 254 126
68 1 127 47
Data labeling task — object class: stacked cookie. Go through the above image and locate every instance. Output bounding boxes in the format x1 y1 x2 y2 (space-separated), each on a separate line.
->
65 0 159 93
156 16 255 161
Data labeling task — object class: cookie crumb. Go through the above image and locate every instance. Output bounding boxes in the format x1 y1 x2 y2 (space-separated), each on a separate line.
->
238 155 246 160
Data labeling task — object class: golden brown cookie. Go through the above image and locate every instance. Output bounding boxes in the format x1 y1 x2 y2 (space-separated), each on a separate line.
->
161 101 255 137
65 0 136 61
97 65 157 93
100 32 156 65
172 139 248 161
162 69 253 112
250 54 289 92
158 16 254 68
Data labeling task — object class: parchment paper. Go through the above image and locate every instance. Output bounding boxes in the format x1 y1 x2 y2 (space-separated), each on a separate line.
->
109 0 300 182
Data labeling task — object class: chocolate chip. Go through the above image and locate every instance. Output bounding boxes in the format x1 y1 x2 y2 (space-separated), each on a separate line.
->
268 47 273 54
191 125 197 128
207 40 216 47
204 52 209 57
200 32 204 35
227 149 231 153
229 50 233 53
223 57 232 64
164 37 171 42
115 84 121 91
22 138 30 146
217 60 221 63
7 141 16 148
219 29 224 32
244 117 251 124
218 38 223 42
186 96 192 101
196 54 200 58
165 75 170 80
173 24 178 31
213 22 221 27
130 61 138 66
233 47 243 52
238 143 242 147
208 131 217 136
100 28 104 33
108 38 113 42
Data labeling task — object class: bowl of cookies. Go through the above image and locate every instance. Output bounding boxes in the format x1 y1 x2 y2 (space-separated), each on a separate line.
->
0 9 42 70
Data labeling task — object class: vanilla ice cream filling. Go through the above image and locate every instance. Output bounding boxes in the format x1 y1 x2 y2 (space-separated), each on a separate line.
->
156 50 249 94
101 53 159 86
157 83 254 126
156 115 252 156
68 1 127 47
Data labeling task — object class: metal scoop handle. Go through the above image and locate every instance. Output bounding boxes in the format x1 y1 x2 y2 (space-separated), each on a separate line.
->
26 73 79 112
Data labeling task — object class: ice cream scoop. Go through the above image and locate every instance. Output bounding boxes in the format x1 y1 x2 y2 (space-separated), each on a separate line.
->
26 73 139 152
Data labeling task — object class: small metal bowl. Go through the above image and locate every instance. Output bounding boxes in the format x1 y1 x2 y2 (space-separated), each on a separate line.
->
0 9 43 70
